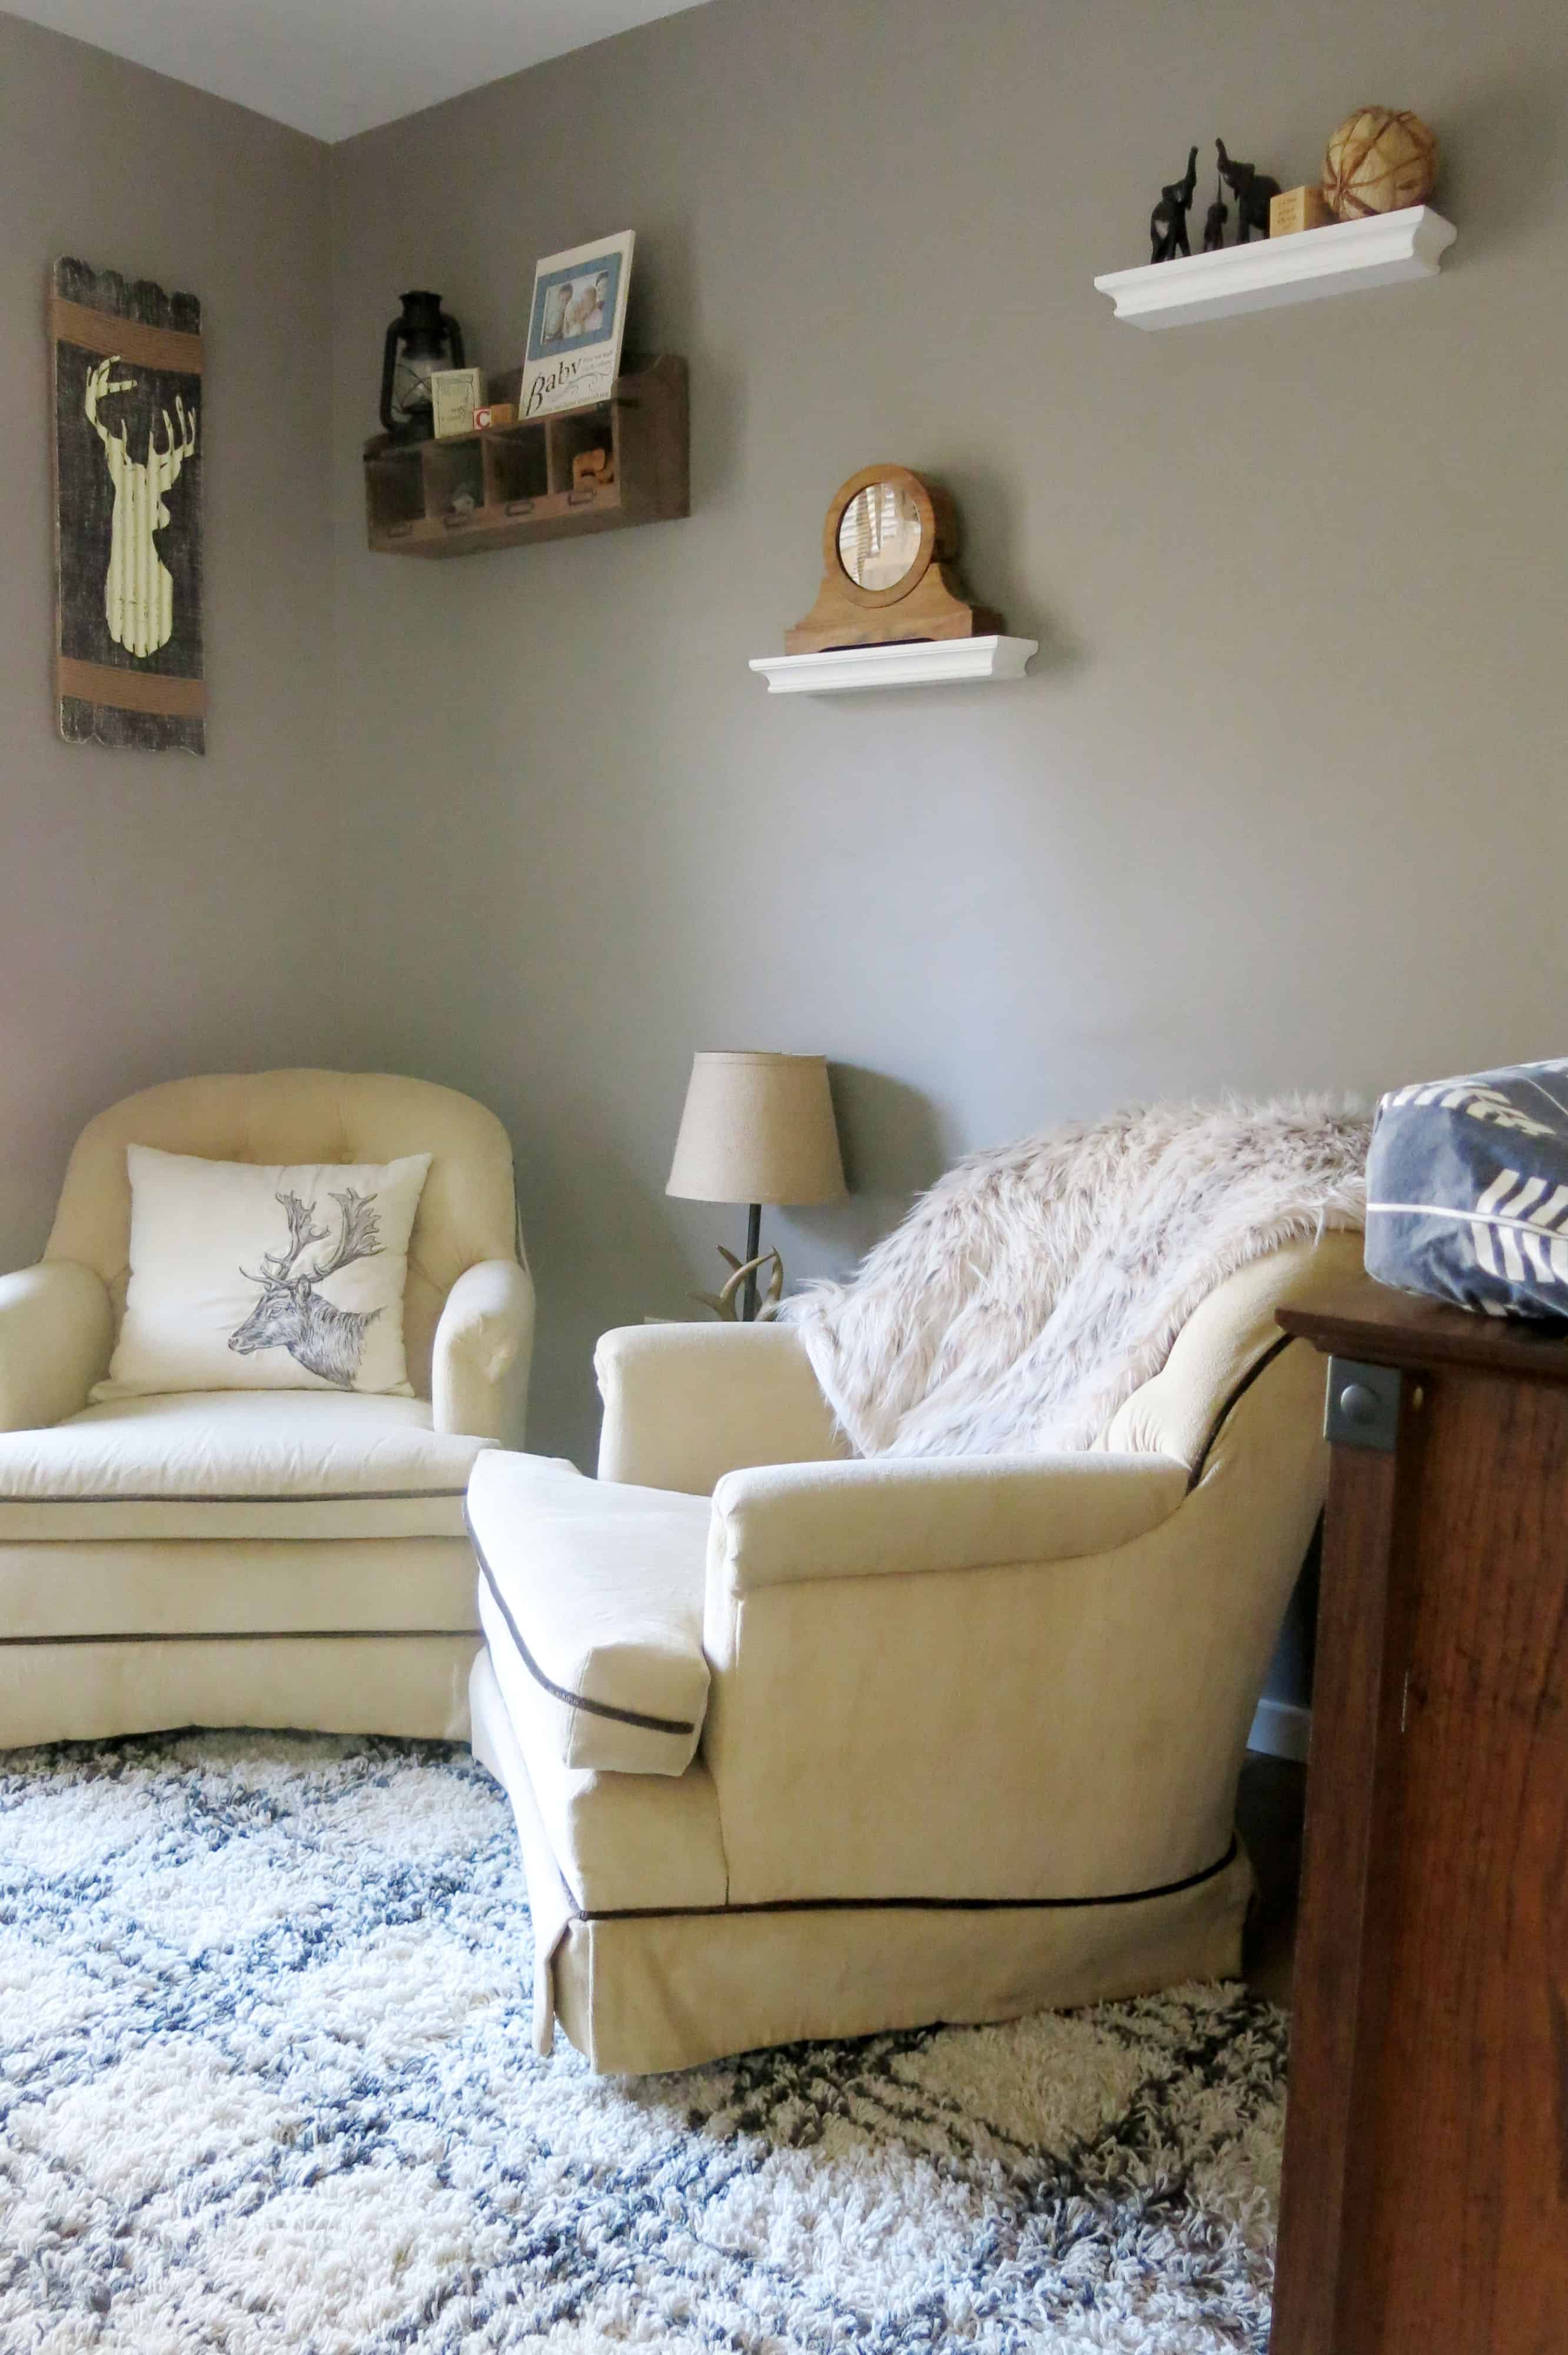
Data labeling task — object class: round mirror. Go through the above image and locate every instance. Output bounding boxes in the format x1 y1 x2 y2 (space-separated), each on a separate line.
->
837 479 924 592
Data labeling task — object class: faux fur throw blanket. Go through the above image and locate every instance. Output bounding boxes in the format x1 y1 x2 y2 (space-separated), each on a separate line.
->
783 1099 1369 1458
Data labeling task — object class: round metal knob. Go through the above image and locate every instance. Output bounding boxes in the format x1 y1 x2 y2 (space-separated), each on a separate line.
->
1338 1381 1380 1426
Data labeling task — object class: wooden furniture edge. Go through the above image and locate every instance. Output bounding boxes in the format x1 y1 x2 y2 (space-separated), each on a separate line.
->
1278 1273 1568 1381
1268 1418 1414 2355
1272 1261 1568 2351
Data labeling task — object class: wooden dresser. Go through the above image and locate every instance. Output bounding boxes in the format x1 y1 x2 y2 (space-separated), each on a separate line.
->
1269 1276 1568 2355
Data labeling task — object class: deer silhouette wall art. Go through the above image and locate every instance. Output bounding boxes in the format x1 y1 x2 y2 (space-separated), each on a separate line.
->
84 356 198 659
52 258 207 753
229 1189 385 1389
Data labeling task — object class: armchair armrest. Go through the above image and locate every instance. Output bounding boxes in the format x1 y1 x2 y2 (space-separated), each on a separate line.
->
710 1451 1189 1593
431 1258 534 1444
595 1321 846 1494
0 1262 114 1432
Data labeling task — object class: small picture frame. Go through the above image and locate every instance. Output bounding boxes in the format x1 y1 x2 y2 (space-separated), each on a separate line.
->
520 231 634 421
430 367 486 439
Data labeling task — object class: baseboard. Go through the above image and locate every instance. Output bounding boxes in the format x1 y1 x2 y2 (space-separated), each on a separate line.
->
1247 1696 1312 1763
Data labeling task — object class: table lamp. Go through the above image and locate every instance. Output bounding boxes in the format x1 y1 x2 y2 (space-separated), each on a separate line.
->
667 1051 847 1320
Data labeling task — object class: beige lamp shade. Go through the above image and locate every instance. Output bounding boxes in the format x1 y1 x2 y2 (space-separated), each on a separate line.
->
667 1052 847 1206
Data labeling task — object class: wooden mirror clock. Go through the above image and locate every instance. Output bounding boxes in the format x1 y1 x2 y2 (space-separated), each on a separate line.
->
785 464 1003 655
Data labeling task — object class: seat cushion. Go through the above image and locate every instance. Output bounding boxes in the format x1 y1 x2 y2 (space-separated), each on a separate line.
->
467 1451 711 1776
0 1392 493 1539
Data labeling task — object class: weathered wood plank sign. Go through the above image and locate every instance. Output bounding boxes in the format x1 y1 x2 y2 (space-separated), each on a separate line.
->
51 258 204 753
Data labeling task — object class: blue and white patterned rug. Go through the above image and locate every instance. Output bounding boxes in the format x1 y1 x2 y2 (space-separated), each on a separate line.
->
0 1734 1285 2352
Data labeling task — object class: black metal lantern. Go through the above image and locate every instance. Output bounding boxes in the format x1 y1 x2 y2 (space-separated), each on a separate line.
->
380 290 464 443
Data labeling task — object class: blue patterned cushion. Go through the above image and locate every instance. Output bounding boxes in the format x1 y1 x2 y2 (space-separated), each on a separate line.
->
1365 1062 1568 1320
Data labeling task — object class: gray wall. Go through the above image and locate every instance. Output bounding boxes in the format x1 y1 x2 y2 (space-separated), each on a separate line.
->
0 14 336 1261
327 0 1568 1472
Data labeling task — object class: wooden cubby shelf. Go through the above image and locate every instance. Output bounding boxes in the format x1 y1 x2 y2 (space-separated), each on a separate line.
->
363 354 688 558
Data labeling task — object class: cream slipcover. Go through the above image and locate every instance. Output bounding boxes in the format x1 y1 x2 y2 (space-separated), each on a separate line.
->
0 1071 533 1746
467 1452 712 1777
471 1229 1360 2074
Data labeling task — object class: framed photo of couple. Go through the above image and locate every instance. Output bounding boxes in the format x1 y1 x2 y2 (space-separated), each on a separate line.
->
520 231 634 420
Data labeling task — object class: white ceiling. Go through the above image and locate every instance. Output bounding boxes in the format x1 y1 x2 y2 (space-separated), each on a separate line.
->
6 0 706 142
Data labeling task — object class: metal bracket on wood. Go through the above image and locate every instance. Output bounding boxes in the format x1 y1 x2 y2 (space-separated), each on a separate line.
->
1324 1356 1403 1452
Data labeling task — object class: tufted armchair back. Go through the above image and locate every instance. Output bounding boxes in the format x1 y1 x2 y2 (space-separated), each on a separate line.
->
44 1071 520 1399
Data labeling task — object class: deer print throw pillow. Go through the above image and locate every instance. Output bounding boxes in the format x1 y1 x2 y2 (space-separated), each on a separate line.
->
92 1146 433 1400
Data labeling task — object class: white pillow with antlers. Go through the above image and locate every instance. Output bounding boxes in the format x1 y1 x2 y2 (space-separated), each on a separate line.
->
92 1146 433 1399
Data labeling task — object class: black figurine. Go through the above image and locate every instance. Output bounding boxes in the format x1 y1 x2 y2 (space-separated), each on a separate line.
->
1149 147 1199 263
1201 194 1228 252
1214 139 1281 244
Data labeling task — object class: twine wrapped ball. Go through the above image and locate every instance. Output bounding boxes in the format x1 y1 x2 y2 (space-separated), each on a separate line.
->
1323 107 1439 218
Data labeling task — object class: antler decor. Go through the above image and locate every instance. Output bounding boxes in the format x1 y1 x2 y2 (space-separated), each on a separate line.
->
693 1246 785 1323
230 1186 388 1389
83 356 200 660
152 396 199 490
250 1192 328 1285
307 1188 384 1283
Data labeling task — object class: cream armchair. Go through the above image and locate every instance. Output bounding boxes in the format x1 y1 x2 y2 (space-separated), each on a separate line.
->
0 1070 533 1748
467 1229 1361 2075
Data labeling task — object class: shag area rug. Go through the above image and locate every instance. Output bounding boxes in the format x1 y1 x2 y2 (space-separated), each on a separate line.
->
0 1735 1285 2353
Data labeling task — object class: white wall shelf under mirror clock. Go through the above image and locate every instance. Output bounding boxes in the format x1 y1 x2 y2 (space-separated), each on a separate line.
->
1095 205 1456 329
750 638 1038 695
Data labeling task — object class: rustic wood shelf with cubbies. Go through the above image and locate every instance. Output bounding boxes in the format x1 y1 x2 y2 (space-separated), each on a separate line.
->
363 354 687 558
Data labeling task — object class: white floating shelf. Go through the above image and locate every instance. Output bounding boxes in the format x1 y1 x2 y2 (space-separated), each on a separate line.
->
1094 204 1456 329
749 635 1038 695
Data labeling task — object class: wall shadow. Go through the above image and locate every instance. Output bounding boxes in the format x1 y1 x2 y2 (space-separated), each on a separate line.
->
828 1062 946 1200
1440 67 1568 261
939 460 1085 680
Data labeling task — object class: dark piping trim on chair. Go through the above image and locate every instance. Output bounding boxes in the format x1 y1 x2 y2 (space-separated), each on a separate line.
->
0 1628 477 1646
574 1835 1243 1923
466 1507 698 1737
6 1487 469 1507
1186 1334 1297 1492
